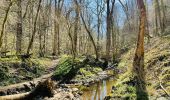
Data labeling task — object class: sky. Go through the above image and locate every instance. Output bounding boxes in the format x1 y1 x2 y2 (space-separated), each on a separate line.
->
52 0 153 35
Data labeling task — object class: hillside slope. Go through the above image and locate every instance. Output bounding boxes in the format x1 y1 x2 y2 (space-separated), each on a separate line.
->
110 37 170 99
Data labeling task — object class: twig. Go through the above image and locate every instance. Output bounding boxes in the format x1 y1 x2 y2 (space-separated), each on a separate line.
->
154 72 170 97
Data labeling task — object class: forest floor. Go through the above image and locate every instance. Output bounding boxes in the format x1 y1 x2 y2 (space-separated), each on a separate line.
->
0 57 58 86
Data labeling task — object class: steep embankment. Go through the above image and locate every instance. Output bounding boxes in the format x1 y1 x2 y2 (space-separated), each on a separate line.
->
109 37 170 99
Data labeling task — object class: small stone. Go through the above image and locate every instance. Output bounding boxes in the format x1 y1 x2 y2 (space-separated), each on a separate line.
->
78 91 83 95
72 88 79 92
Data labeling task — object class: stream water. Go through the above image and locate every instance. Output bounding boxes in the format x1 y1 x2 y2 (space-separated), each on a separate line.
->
81 71 115 100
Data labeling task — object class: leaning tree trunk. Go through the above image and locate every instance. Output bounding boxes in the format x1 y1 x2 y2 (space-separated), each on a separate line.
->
0 0 13 49
81 14 99 60
26 0 42 55
133 0 148 100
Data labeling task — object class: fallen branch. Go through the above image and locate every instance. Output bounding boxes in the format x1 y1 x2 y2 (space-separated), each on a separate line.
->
154 72 170 97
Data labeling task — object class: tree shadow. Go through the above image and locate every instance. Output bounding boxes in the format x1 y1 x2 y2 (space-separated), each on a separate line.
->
134 76 149 100
133 56 149 100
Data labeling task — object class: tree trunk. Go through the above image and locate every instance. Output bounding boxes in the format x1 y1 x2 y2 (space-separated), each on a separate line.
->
0 0 13 49
53 0 63 56
133 0 148 99
161 0 166 32
154 1 158 36
106 0 111 60
27 0 42 55
16 0 23 55
38 14 43 57
155 0 163 34
73 0 80 56
0 79 54 100
106 0 115 60
53 2 57 56
81 14 98 60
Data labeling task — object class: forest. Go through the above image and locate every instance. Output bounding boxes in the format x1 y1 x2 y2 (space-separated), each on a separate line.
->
0 0 170 100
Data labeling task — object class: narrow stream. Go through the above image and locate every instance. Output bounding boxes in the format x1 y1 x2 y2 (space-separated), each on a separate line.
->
81 71 115 100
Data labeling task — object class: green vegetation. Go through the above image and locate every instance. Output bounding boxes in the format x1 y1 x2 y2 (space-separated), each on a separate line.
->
53 56 77 80
0 57 46 86
110 37 170 99
53 56 103 83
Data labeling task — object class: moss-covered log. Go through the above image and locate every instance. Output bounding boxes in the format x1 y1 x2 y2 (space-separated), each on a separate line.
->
0 79 54 100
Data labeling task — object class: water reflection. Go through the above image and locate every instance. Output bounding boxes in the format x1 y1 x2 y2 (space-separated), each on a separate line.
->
81 78 115 100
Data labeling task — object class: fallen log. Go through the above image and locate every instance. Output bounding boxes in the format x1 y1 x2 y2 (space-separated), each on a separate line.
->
0 79 54 100
0 73 54 96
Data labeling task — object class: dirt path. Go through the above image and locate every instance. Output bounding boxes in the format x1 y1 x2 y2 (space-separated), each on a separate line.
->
0 59 60 95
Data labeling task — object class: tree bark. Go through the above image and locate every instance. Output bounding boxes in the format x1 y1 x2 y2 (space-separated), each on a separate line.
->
154 0 159 36
133 0 148 99
161 0 166 32
81 14 99 60
0 0 13 49
16 0 23 55
0 79 54 100
155 0 163 34
52 0 63 56
106 0 115 60
73 0 80 56
26 0 42 55
66 10 76 59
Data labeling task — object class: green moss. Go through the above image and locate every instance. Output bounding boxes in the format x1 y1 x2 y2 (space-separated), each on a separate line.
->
53 56 103 82
53 56 78 80
0 59 44 86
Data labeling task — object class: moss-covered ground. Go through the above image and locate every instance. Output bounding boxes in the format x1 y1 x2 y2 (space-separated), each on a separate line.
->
0 57 53 86
52 55 103 84
109 37 170 99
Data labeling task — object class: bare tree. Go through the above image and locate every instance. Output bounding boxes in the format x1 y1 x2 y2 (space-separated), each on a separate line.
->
0 0 13 49
81 13 99 60
52 0 64 56
106 0 115 60
27 0 42 55
16 0 23 55
133 0 148 99
73 0 80 56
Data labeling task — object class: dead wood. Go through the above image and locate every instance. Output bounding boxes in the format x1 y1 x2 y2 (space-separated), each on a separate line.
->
0 79 54 100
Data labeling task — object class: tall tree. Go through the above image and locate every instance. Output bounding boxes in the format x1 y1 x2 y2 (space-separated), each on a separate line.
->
81 13 99 60
161 0 166 32
27 0 42 55
16 0 23 55
0 0 13 49
155 0 163 34
95 0 104 57
106 0 115 60
73 0 80 56
133 0 148 99
52 0 64 56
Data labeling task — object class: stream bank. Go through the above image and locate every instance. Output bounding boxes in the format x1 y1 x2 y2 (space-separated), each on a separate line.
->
0 56 118 100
